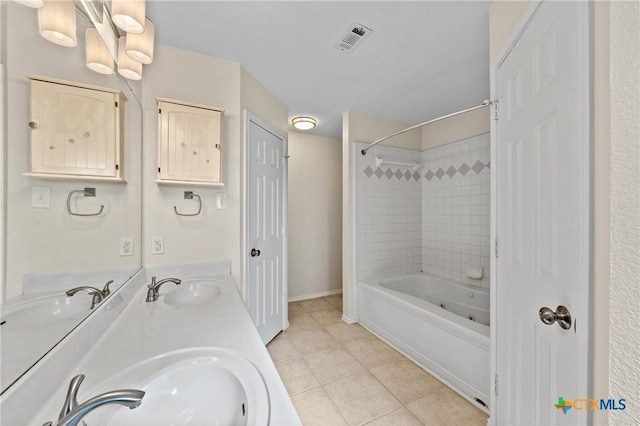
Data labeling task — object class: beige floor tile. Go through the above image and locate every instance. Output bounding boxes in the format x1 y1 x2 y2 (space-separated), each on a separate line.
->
287 328 341 355
266 332 301 362
342 336 404 369
309 308 343 326
324 293 343 308
291 386 349 426
289 302 305 315
299 297 335 313
286 311 322 332
304 348 366 384
407 387 488 426
365 407 424 426
273 357 320 395
370 358 445 404
325 322 372 342
324 371 402 426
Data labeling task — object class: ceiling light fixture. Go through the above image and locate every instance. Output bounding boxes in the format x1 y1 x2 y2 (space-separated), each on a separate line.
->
117 36 142 80
86 28 114 74
126 18 155 64
38 0 77 47
111 0 146 34
291 116 317 130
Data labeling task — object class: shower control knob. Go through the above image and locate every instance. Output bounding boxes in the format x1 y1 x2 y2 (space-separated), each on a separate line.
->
250 248 261 257
539 305 572 330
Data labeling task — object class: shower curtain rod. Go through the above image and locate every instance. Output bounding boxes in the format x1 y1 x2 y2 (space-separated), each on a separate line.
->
360 100 494 156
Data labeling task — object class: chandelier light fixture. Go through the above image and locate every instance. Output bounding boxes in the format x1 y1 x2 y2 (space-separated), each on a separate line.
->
38 0 77 47
111 0 146 34
18 0 155 80
117 36 143 80
85 28 114 75
126 18 155 64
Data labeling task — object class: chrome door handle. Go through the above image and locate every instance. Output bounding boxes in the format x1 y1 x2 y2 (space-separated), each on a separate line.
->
250 248 261 257
539 305 572 330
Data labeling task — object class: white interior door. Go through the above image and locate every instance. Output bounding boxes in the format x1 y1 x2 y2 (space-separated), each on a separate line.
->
495 2 590 424
246 113 287 344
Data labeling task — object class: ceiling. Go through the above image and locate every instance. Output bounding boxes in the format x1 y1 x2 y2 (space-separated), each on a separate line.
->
146 1 492 139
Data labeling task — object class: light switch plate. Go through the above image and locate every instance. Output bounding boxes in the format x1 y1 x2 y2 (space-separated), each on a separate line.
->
31 187 51 208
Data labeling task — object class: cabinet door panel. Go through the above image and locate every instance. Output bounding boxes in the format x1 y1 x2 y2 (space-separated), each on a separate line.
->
30 80 118 177
158 101 222 184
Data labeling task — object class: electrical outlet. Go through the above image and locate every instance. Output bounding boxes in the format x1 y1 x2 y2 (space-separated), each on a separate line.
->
151 236 164 255
120 237 134 256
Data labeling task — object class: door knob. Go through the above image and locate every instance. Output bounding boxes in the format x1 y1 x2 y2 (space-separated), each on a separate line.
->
539 305 572 330
250 248 261 257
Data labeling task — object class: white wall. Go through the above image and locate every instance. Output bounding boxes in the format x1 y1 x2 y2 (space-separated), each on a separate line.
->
142 47 287 296
3 3 142 300
141 44 243 287
609 2 640 424
288 132 342 300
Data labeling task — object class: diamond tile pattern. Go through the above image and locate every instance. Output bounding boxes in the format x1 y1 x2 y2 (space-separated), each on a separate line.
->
364 166 374 178
458 163 470 176
404 170 412 180
394 169 403 180
435 168 445 179
385 169 394 179
471 160 485 174
412 171 421 181
425 170 434 181
446 166 457 178
374 168 384 178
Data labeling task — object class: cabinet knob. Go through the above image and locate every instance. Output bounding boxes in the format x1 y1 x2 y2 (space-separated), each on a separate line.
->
49 145 55 150
28 121 38 129
68 139 75 144
193 151 198 155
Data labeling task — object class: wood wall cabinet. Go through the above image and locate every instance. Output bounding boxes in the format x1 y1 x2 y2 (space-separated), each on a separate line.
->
155 98 224 187
25 76 125 182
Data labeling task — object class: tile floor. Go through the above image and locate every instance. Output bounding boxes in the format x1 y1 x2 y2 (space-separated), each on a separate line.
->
266 295 489 426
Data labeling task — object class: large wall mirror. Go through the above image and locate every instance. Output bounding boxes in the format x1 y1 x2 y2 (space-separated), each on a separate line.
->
1 2 142 392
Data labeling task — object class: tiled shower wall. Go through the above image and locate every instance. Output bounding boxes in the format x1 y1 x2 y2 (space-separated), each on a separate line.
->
421 134 490 288
355 143 422 279
355 133 490 289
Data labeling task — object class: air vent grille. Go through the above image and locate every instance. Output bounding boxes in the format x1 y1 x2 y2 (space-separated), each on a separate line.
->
334 22 373 53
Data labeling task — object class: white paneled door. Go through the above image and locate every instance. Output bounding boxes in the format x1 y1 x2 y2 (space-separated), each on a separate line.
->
246 113 287 344
495 2 590 425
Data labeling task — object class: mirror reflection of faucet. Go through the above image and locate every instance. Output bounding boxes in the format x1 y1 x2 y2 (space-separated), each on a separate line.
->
41 374 144 426
145 276 182 302
65 280 114 309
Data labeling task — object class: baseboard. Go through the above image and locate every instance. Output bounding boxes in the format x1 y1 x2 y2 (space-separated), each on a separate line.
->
341 315 358 324
288 289 342 302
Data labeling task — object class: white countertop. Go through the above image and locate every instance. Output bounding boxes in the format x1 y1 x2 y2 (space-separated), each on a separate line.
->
29 261 300 426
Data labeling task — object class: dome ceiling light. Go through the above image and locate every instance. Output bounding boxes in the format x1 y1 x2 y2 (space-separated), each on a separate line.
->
291 116 317 131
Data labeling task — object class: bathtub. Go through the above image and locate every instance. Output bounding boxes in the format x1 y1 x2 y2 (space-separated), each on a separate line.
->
357 273 490 408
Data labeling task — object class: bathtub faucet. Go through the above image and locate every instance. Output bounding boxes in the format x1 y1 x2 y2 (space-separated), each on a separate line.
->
42 374 145 426
146 276 181 302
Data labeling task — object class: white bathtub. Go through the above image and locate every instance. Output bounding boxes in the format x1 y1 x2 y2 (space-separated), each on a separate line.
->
357 273 490 408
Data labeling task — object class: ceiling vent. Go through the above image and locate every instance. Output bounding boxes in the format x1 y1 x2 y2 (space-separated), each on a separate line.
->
334 22 373 53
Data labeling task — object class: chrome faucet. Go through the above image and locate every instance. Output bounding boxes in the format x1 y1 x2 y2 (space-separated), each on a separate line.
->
42 374 144 426
145 276 181 302
65 280 113 309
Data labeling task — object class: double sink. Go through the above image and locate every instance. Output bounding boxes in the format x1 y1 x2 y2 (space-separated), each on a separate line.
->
31 277 273 426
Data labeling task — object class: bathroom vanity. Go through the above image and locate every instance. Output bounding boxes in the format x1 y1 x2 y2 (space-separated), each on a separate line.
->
0 261 300 425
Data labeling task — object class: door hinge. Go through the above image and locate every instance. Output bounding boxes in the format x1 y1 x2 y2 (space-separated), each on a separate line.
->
492 99 499 121
115 164 119 170
115 101 118 108
494 237 499 258
495 374 498 396
158 108 162 114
